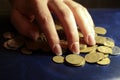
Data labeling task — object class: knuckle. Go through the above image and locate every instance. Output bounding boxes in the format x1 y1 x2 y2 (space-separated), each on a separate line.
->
72 5 80 11
41 15 52 24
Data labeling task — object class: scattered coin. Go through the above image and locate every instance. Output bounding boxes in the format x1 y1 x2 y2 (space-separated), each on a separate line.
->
2 24 120 67
6 39 23 50
104 37 115 48
112 46 120 55
52 56 64 64
3 32 14 39
3 41 13 50
97 58 110 65
97 52 105 60
85 53 100 63
74 58 85 67
105 37 114 42
97 46 112 54
95 27 107 35
80 45 97 53
65 54 84 65
95 36 106 45
80 44 87 50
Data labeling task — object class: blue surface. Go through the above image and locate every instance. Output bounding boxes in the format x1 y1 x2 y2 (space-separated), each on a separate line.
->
0 9 120 80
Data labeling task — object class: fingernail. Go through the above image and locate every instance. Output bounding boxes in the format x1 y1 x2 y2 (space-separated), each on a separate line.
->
53 44 62 56
70 42 80 54
87 34 96 45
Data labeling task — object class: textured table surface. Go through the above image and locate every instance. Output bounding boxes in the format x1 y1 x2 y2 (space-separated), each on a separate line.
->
0 9 120 80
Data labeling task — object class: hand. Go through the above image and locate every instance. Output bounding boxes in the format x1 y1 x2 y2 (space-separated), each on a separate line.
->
10 0 95 55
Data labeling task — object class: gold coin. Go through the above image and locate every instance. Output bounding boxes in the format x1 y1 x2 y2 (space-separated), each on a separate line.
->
3 41 14 50
104 54 109 58
95 27 107 35
74 58 85 67
80 45 97 53
52 56 64 63
89 49 96 54
55 24 63 30
3 32 14 39
104 38 115 48
97 58 110 65
97 52 105 61
97 46 112 54
85 53 100 63
21 47 32 55
78 32 84 37
80 44 87 50
95 36 106 45
65 54 84 65
38 33 47 41
95 33 98 37
7 39 23 50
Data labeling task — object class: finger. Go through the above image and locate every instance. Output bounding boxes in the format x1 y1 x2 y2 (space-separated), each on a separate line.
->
48 0 80 54
11 9 40 40
32 0 62 55
64 0 96 45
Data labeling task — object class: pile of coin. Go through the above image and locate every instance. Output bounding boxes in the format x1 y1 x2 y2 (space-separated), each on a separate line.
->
2 24 120 67
3 32 51 54
52 26 120 66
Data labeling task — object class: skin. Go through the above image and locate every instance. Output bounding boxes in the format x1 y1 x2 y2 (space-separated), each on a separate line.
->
10 0 96 55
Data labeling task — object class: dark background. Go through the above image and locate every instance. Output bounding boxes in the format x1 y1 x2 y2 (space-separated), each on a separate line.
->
0 0 120 16
75 0 120 8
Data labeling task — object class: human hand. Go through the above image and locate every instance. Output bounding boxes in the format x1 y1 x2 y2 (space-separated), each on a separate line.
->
10 0 95 55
